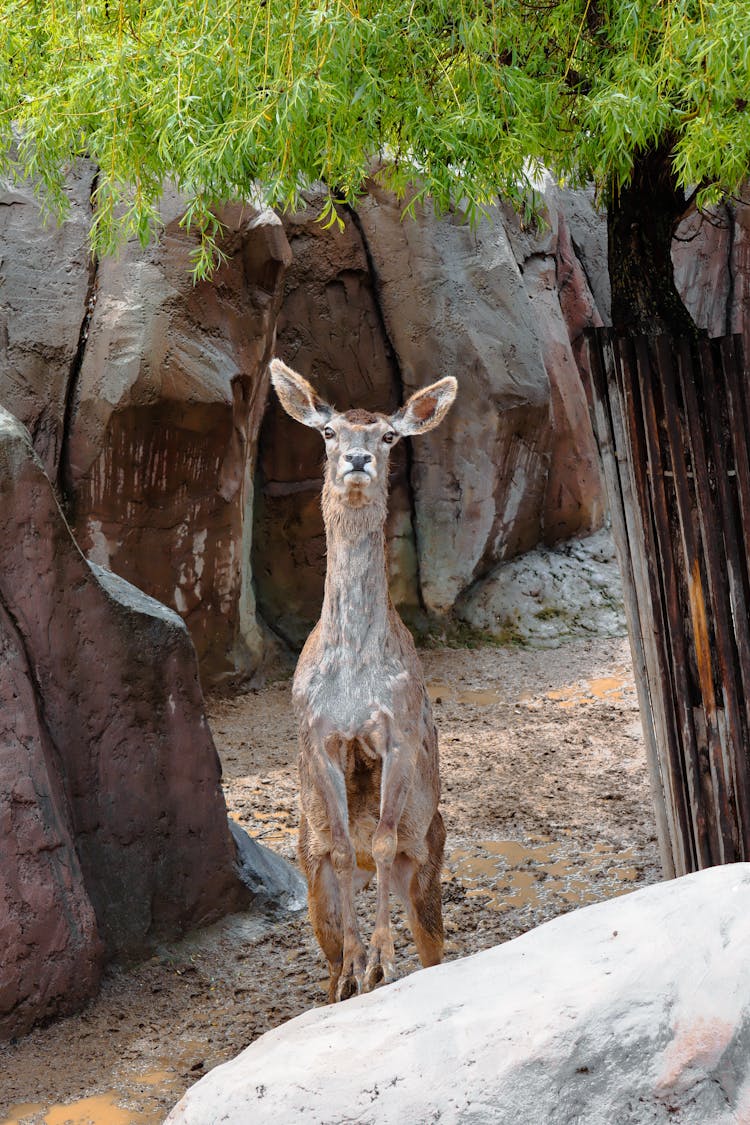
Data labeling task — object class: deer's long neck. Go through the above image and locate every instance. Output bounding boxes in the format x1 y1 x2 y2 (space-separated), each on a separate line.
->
320 484 390 651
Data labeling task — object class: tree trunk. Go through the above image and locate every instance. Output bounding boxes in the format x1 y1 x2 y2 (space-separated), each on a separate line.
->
607 142 699 338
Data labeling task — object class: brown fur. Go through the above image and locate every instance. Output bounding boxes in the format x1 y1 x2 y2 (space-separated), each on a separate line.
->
269 359 457 1000
342 408 382 425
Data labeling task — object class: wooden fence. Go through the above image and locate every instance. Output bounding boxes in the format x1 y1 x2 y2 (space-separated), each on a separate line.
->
586 329 750 878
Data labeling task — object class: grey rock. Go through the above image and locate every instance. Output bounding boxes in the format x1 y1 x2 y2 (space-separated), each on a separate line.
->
356 182 554 613
502 177 606 544
0 159 96 478
557 182 611 324
458 527 626 645
229 820 307 914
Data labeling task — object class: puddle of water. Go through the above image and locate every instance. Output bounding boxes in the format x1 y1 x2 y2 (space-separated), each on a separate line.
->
428 683 503 706
1 1093 144 1125
521 672 632 709
450 838 640 912
44 1095 135 1125
136 1072 171 1089
246 809 296 838
2 1106 45 1125
1 1084 177 1125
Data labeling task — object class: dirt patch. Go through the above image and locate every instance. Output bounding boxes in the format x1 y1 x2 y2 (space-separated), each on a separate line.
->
1 635 660 1124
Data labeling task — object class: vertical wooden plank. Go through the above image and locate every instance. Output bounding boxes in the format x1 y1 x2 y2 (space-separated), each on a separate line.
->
585 326 750 876
701 337 750 853
605 335 694 875
657 337 738 862
585 332 676 877
627 336 713 867
677 337 749 859
721 336 750 637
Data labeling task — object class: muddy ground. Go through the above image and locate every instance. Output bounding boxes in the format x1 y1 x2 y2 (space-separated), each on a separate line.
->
1 634 660 1125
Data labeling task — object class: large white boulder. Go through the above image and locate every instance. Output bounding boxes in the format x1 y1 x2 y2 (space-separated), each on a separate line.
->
166 864 750 1125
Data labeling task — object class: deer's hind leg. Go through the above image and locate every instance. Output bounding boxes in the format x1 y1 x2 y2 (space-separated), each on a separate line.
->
393 808 446 968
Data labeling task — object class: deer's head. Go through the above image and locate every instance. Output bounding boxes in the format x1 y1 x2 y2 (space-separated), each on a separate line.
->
270 359 457 509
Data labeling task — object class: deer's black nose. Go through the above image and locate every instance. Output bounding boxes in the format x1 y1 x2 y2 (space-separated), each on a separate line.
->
345 452 372 472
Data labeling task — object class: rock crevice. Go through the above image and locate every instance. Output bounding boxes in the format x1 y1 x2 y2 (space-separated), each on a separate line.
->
346 201 426 614
58 202 99 504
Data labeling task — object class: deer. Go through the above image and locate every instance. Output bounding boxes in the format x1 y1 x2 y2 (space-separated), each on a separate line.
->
269 359 457 1002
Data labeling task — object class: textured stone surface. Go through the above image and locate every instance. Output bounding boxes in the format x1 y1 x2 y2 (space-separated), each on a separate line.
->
67 190 291 684
502 179 605 544
356 184 555 614
253 195 418 645
672 207 733 339
0 408 248 994
0 160 96 479
168 864 750 1125
0 168 613 665
229 821 307 914
672 198 750 356
458 527 625 645
557 183 611 325
0 600 102 1040
257 181 610 637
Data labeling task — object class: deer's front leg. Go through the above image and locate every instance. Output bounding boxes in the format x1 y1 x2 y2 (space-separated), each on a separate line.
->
302 730 367 1001
361 721 414 991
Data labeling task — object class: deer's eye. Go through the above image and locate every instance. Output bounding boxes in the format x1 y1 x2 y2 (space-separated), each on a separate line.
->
383 431 396 445
323 427 335 440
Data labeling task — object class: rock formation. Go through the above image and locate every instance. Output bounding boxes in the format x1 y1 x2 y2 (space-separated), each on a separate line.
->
0 160 96 481
167 863 750 1125
66 192 291 684
252 194 419 646
0 407 253 1037
672 196 750 355
0 597 102 1040
256 179 608 638
355 184 556 614
458 526 625 645
0 166 610 675
500 182 607 544
5 166 740 674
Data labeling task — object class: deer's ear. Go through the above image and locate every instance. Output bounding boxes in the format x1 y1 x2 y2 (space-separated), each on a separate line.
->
391 377 457 436
270 359 334 429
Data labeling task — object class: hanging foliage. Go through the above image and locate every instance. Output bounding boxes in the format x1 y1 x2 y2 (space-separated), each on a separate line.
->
1 1 749 275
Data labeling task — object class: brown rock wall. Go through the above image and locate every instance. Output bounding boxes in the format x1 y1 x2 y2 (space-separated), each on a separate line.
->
0 600 102 1038
502 183 605 545
0 167 613 667
672 197 750 355
0 408 247 975
66 193 291 684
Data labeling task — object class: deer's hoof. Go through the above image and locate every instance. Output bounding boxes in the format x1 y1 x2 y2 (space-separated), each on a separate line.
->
364 962 384 992
336 973 363 1002
364 952 395 992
